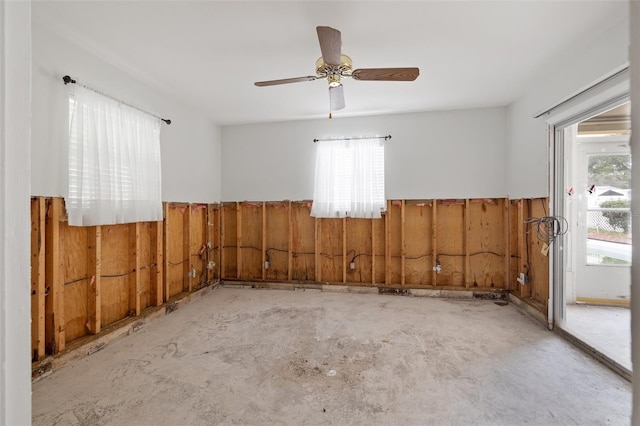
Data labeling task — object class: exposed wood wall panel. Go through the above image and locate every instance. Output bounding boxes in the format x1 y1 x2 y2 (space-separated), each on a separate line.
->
265 202 290 281
101 225 131 327
318 218 343 283
509 200 520 293
291 202 315 281
63 224 88 342
436 200 465 287
372 218 385 284
528 198 550 308
206 197 546 291
404 201 433 286
221 203 238 279
190 205 208 286
166 205 186 298
388 201 402 285
139 222 152 309
32 197 218 356
345 218 373 284
208 204 221 282
239 203 263 280
518 200 531 298
468 199 505 288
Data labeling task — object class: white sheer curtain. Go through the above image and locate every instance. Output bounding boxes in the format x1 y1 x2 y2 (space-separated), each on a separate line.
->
67 85 163 226
311 138 385 218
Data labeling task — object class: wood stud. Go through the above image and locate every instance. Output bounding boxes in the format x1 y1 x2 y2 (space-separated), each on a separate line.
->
385 200 391 285
30 198 46 360
432 200 437 287
464 199 471 288
237 202 242 280
288 202 293 282
184 205 192 292
503 199 510 293
401 200 406 286
87 226 101 334
163 203 170 301
151 221 163 306
45 197 65 354
342 218 347 284
129 222 141 316
371 219 376 285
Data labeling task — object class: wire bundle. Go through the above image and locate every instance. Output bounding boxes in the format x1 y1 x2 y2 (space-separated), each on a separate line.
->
525 216 568 244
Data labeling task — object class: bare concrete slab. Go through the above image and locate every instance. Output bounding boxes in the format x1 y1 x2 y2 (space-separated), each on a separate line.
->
565 303 631 373
32 287 631 425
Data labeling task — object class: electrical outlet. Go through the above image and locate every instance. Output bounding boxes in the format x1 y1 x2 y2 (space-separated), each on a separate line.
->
264 261 270 270
349 261 355 270
517 272 529 284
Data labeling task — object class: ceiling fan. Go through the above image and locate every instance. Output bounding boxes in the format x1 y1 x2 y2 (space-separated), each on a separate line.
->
254 26 420 116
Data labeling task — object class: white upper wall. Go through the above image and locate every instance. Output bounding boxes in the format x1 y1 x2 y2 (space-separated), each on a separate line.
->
507 19 629 199
31 20 221 203
222 107 507 201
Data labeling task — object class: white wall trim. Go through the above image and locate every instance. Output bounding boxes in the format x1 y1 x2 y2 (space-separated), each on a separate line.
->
629 2 640 424
1 0 32 424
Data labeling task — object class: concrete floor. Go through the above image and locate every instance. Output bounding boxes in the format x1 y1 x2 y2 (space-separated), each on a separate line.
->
564 303 631 372
32 286 632 426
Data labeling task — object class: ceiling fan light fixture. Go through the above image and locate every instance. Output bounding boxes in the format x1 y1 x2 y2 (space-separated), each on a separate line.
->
328 74 342 88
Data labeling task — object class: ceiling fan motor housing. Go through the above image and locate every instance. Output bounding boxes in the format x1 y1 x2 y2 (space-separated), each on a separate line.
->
315 54 353 87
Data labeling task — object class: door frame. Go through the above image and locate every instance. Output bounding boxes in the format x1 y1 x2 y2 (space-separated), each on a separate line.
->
548 94 629 330
574 138 631 303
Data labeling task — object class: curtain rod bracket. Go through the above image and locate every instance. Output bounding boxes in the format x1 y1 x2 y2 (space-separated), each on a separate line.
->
62 74 171 125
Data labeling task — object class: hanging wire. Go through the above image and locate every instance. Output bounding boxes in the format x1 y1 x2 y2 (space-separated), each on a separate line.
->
524 215 569 245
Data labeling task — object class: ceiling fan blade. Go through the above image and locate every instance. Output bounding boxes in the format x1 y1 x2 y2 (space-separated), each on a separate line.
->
317 26 342 65
329 85 345 111
255 76 319 87
351 67 420 81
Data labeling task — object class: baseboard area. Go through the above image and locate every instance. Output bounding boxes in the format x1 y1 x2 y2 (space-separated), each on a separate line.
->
508 293 549 328
222 280 508 300
32 282 220 382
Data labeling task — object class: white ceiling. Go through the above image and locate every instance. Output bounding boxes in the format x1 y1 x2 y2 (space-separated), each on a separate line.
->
32 1 628 126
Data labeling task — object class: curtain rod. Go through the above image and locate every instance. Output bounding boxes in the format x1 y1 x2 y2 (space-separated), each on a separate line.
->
63 75 171 125
313 135 391 143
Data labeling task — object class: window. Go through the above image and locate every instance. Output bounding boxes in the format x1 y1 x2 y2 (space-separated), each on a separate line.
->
67 86 163 226
310 138 385 218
